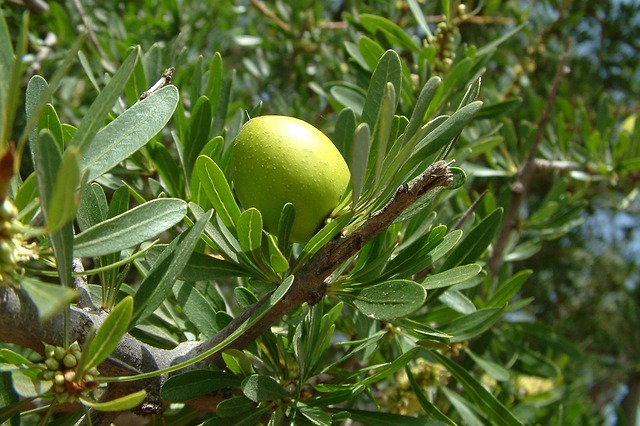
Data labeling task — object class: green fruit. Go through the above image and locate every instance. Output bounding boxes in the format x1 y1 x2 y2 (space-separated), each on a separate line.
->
231 115 350 243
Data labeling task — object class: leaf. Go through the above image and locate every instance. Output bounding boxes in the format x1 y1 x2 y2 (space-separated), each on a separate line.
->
173 282 218 338
421 264 482 290
350 280 426 320
362 50 402 131
236 208 263 257
80 389 146 412
222 349 256 378
184 96 212 181
215 396 258 418
161 370 240 402
465 349 510 382
74 198 187 257
486 269 533 308
241 375 288 402
431 350 524 426
34 130 74 288
350 123 370 207
70 47 139 150
81 84 179 182
276 203 295 257
79 296 133 373
440 208 503 271
46 146 81 232
406 367 456 425
333 107 356 161
180 251 252 281
195 155 241 228
338 409 440 426
77 182 108 232
440 307 505 342
18 278 78 321
439 289 476 314
360 347 421 387
359 14 421 52
130 209 211 327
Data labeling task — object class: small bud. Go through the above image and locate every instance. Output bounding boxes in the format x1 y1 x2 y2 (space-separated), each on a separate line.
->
69 341 81 352
63 354 77 368
84 373 95 383
45 358 60 371
54 372 65 385
54 346 66 361
42 370 55 381
44 344 56 358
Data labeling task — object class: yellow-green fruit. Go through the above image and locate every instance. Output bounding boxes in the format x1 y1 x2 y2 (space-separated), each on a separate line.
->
231 115 350 243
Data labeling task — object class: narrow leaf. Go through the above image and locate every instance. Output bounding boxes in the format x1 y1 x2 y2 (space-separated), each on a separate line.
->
80 389 146 412
431 351 524 426
70 47 139 150
242 375 288 402
20 278 78 321
130 209 212 327
74 198 187 257
82 85 179 182
46 146 81 232
81 296 133 372
351 280 426 320
161 370 240 402
195 155 241 228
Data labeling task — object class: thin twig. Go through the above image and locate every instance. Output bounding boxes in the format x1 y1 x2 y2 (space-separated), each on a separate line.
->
139 67 174 101
249 0 291 33
489 39 572 275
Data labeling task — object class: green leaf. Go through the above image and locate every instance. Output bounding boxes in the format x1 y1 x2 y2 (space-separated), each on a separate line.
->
215 396 258 418
190 202 240 263
439 289 476 314
81 84 179 182
38 103 64 153
173 282 218 338
222 349 256 378
359 15 421 52
77 182 108 232
486 269 533 308
195 155 241 228
276 203 295 258
350 280 426 320
431 350 524 426
406 367 456 425
337 409 441 426
465 349 510 382
80 389 146 412
440 307 505 342
46 146 81 232
74 198 187 257
19 278 78 321
180 251 252 281
130 209 211 327
241 374 288 402
440 208 503 271
184 96 212 182
360 347 420 387
350 123 370 207
237 208 263 257
422 264 482 290
80 296 133 373
362 50 402 131
333 108 357 161
34 129 74 288
70 47 139 150
161 370 240 402
401 76 441 147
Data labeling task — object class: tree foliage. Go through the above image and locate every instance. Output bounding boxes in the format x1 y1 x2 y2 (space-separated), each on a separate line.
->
0 1 638 425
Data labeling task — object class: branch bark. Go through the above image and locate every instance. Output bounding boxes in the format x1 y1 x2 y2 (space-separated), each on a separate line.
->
0 160 454 424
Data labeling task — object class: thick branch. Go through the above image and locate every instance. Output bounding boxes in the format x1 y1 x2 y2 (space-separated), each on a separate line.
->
0 161 453 423
182 160 454 366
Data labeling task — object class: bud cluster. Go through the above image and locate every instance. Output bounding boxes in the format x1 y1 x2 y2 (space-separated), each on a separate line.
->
427 4 468 75
0 200 38 286
38 341 99 403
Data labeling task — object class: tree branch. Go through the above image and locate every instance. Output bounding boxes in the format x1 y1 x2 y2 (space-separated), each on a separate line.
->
489 39 572 275
0 161 453 424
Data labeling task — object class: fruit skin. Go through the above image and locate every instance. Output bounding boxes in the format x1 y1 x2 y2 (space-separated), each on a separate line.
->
231 115 350 243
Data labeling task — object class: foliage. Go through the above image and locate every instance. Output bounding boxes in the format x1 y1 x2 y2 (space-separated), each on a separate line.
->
0 1 638 425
